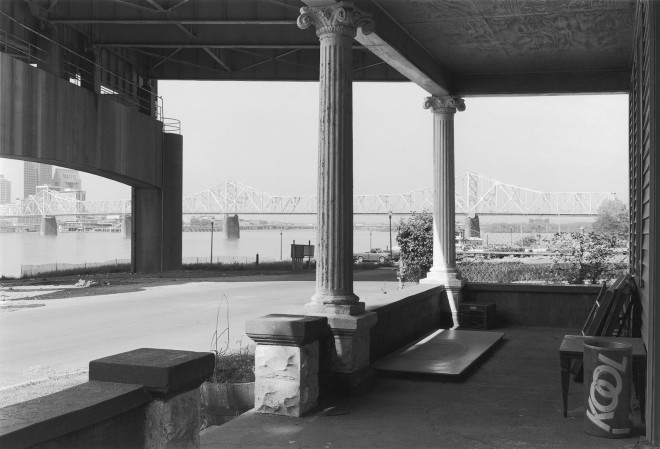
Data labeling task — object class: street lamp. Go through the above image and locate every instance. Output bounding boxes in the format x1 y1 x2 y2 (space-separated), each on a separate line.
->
280 229 283 261
369 231 372 251
388 212 393 258
210 219 214 264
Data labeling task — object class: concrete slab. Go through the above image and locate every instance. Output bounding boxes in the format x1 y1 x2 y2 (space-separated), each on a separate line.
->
200 327 646 449
373 329 504 378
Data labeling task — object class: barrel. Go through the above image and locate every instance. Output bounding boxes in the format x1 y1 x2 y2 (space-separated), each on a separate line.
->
583 340 632 438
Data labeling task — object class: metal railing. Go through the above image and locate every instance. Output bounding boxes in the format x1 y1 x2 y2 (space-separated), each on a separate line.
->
0 11 179 134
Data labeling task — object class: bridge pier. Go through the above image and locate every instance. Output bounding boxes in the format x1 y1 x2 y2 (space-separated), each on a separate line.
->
122 215 132 239
131 188 162 273
40 216 57 236
131 134 183 273
161 134 183 271
224 215 240 239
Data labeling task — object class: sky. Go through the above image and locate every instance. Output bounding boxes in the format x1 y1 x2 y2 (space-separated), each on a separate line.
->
0 82 629 202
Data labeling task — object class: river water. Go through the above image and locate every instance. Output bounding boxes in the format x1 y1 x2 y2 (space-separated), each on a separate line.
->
0 229 399 277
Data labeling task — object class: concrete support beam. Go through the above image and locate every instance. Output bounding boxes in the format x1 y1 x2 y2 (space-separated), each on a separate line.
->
420 96 466 328
353 1 452 95
132 187 162 273
303 0 453 95
161 134 183 271
0 54 163 188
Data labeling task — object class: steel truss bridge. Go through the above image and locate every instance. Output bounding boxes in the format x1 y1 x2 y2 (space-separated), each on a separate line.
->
0 173 615 218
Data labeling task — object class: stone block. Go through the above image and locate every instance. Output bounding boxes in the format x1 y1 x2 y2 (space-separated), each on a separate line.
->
89 348 214 397
254 342 319 417
246 314 329 346
145 388 200 449
325 312 377 374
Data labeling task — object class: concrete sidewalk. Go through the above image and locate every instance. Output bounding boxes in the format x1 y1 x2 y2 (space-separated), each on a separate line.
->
200 327 645 449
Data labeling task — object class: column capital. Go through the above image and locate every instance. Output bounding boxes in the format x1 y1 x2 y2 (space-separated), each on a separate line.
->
298 2 374 39
424 96 466 115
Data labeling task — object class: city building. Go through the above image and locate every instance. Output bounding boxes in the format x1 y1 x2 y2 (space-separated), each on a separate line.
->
0 174 10 204
23 161 52 198
52 167 86 201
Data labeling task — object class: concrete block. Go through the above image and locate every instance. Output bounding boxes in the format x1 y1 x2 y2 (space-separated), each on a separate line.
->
89 348 214 397
246 314 329 346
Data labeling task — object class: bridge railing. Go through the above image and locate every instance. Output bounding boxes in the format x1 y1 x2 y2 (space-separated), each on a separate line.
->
0 175 617 217
0 10 179 134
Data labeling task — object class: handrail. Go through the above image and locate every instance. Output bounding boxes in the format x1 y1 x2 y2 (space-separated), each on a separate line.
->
0 10 175 130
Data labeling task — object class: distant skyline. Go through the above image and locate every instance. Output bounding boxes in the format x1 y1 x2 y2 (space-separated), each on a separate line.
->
0 82 629 203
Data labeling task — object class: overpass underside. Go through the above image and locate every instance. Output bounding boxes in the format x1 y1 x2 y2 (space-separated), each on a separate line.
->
1 1 660 444
0 3 183 272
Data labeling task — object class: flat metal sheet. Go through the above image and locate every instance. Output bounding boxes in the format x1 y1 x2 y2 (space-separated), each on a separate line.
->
374 329 505 377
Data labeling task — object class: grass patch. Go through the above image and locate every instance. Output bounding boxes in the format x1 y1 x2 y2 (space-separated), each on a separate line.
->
20 264 132 279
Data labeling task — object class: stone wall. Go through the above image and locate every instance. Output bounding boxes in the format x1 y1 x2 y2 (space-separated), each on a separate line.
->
0 349 214 449
464 283 601 328
367 284 448 362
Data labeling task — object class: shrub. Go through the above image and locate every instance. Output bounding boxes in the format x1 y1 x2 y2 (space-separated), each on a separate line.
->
549 231 620 284
210 345 255 383
396 212 433 283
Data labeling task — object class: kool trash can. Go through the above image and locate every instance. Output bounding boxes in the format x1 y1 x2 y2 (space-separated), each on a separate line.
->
583 340 633 438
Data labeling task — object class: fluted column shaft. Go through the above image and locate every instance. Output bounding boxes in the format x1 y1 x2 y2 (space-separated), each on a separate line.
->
421 97 466 317
298 4 373 310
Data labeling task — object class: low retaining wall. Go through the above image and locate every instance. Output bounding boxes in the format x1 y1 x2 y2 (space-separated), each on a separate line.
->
464 283 601 328
367 284 449 362
0 349 214 449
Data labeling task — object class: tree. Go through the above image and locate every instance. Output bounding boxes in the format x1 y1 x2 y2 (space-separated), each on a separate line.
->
593 198 629 238
550 231 619 284
396 212 433 283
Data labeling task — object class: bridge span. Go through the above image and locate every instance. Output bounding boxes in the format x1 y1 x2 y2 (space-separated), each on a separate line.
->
0 173 615 218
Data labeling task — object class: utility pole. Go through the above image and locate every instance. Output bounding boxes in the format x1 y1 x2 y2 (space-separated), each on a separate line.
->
389 211 393 258
210 219 214 264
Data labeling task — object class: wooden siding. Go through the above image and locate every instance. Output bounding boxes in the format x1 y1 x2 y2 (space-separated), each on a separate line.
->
629 0 658 443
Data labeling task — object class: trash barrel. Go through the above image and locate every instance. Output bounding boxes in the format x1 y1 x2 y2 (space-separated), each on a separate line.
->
583 340 633 438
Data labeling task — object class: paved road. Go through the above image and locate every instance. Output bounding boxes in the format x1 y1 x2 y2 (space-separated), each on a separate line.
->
0 280 395 389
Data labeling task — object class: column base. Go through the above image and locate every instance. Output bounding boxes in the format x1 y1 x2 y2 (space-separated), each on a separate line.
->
304 308 378 394
254 342 319 417
420 268 465 329
304 301 365 316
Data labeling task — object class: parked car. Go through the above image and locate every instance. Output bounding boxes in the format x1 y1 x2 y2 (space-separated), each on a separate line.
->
353 248 392 263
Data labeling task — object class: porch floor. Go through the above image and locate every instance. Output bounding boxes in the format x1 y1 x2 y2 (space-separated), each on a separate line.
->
200 327 645 449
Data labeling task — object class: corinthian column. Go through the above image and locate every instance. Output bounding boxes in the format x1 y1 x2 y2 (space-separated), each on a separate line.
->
420 96 465 328
298 3 373 315
296 3 377 386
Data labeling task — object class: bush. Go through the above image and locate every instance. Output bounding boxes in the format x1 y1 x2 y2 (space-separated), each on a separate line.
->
210 345 255 383
458 261 555 283
396 212 433 283
548 231 620 284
